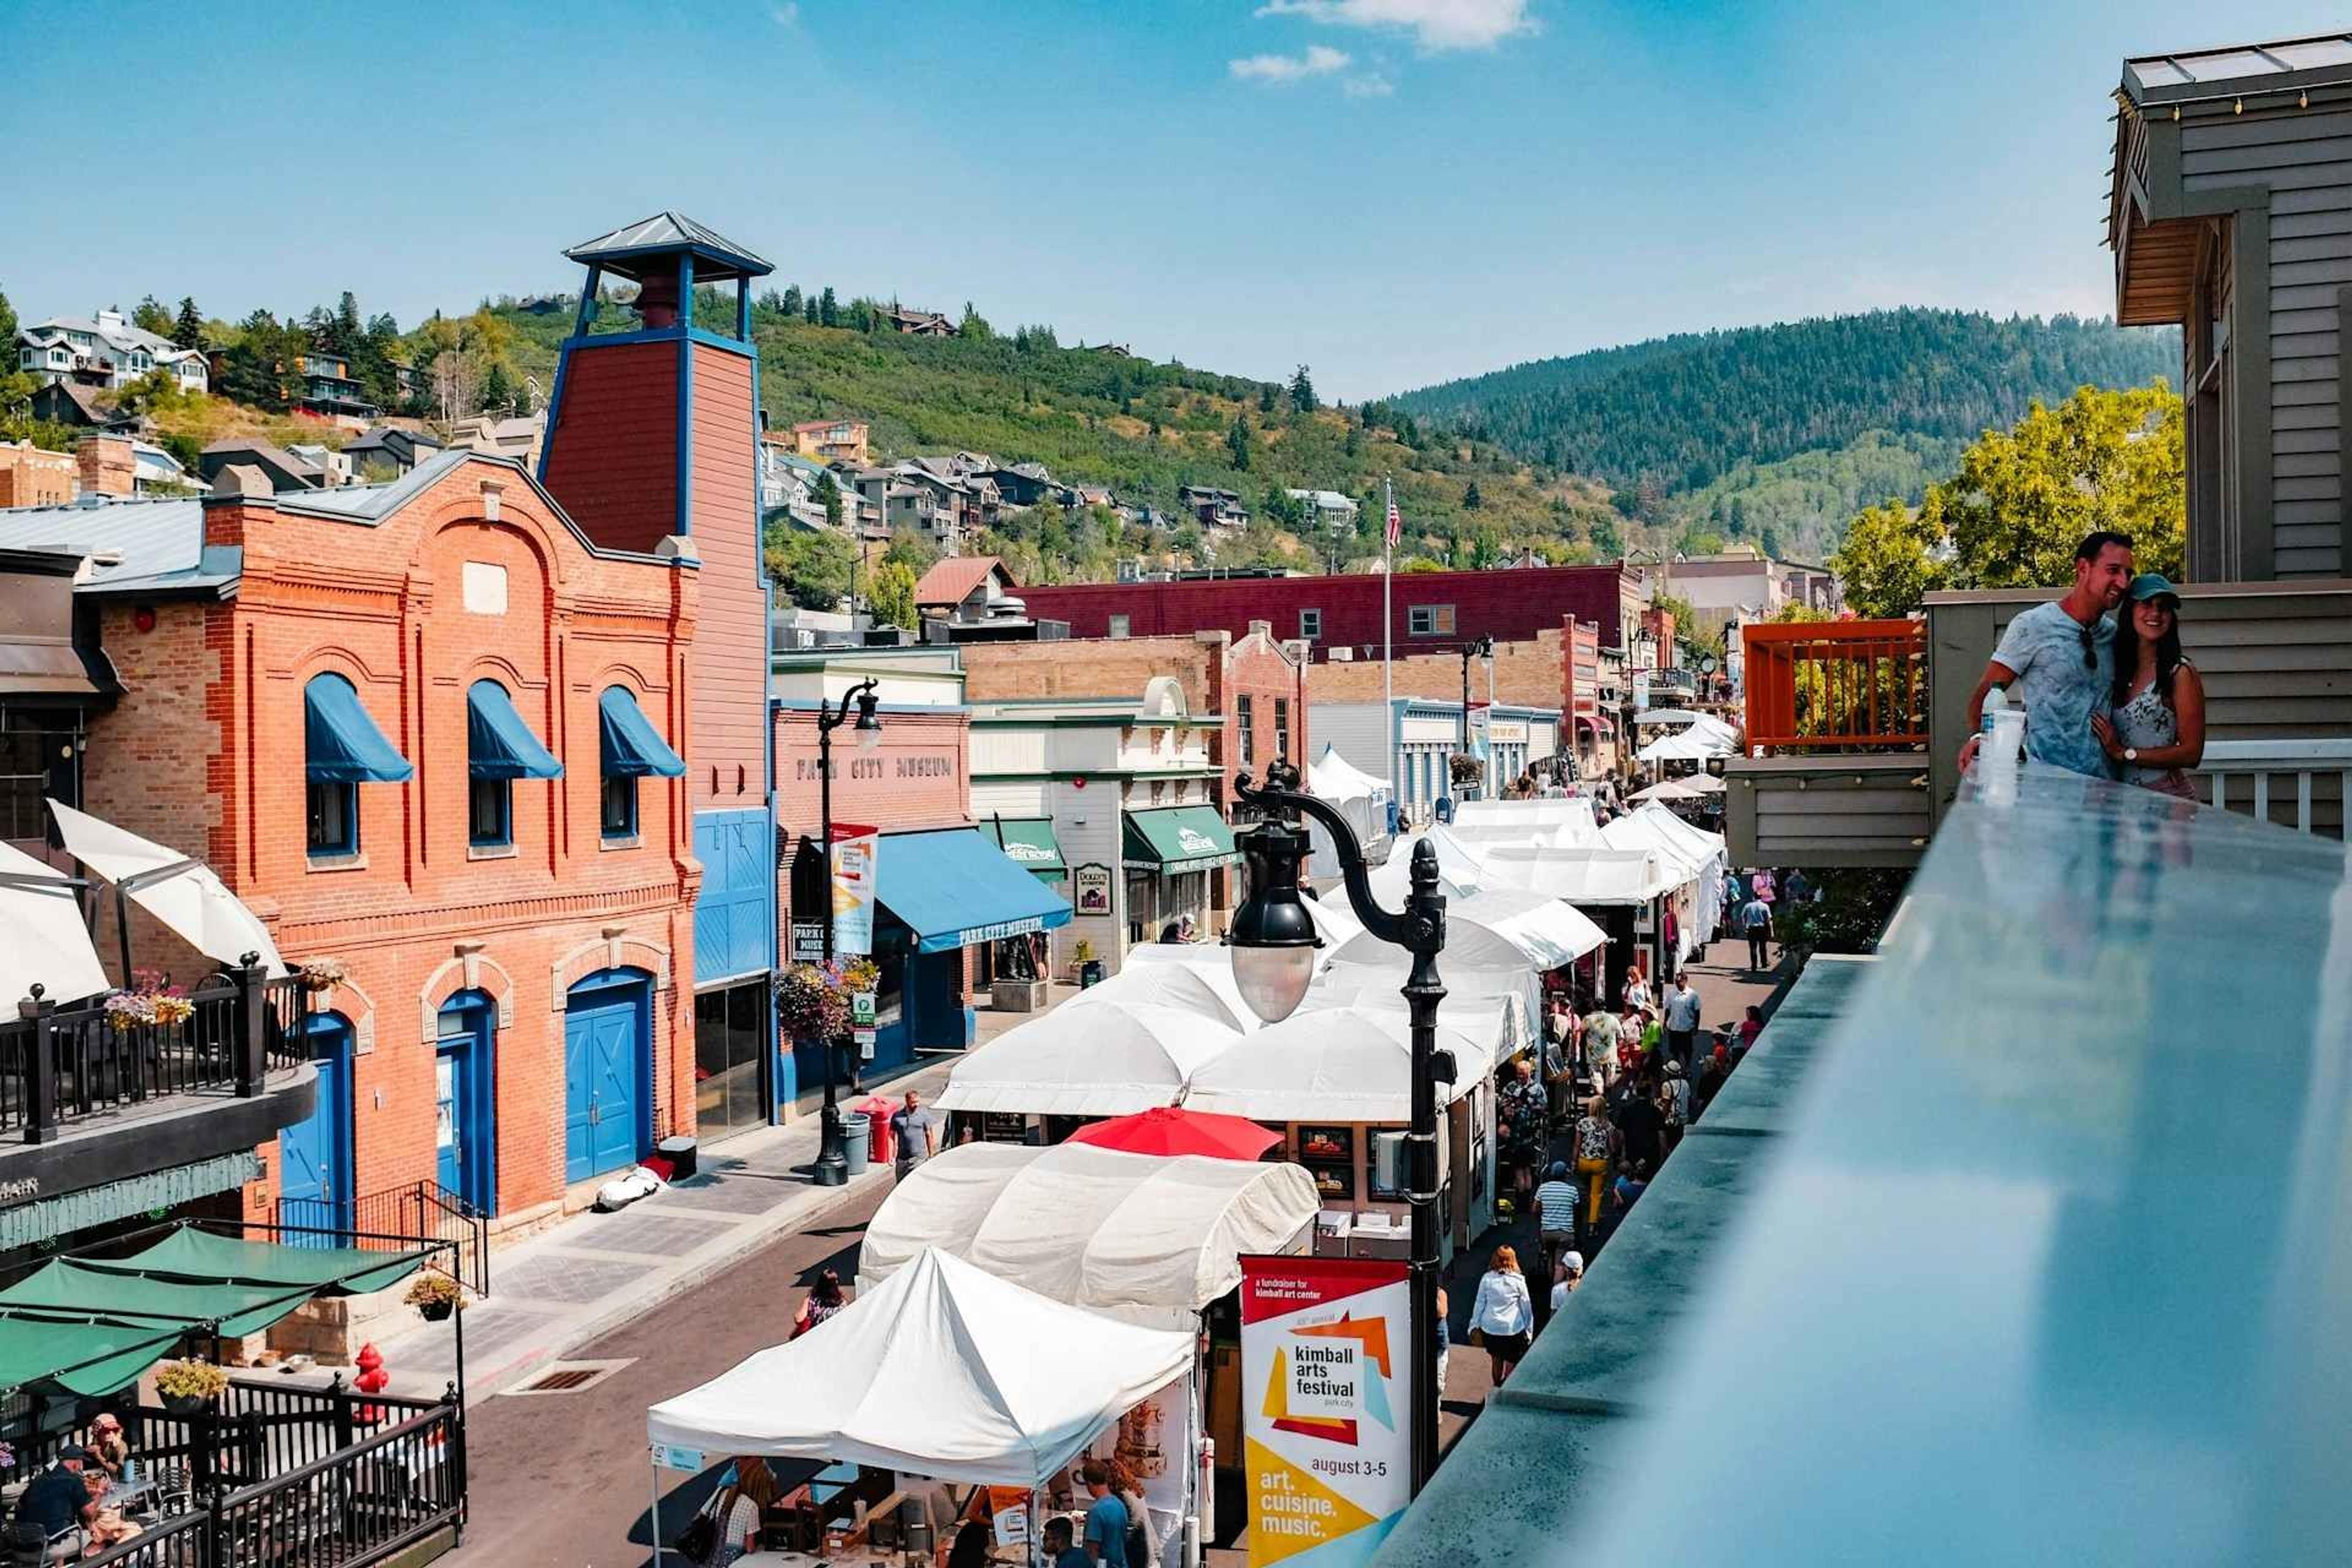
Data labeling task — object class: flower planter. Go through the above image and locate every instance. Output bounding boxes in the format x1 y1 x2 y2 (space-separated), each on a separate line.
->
417 1300 454 1323
162 1394 215 1419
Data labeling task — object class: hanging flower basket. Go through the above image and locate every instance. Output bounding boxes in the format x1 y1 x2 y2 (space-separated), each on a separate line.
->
404 1273 466 1321
1449 753 1485 786
775 959 879 1043
155 1358 228 1414
298 958 349 995
105 973 194 1030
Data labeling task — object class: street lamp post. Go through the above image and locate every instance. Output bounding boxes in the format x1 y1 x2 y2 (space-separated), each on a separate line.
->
1229 760 1453 1492
810 677 883 1187
1454 637 1493 805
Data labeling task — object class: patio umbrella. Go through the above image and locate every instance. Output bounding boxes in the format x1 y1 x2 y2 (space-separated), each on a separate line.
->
1064 1106 1282 1161
0 839 110 1006
48 799 287 978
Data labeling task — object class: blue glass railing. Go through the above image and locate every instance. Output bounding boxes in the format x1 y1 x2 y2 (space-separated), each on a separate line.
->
1379 761 2352 1567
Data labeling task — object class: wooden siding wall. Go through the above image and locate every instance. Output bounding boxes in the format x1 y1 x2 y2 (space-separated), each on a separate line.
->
1725 756 1929 869
538 340 681 556
1926 582 2352 836
2180 105 2352 578
685 342 766 814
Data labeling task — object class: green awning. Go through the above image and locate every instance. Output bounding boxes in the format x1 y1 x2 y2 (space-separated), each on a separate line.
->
1121 805 1240 872
989 817 1066 878
0 1314 188 1398
124 1227 430 1297
0 1259 318 1340
0 1150 260 1250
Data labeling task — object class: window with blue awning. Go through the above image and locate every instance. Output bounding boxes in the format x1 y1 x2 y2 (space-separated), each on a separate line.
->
875 828 1074 954
598 687 687 778
304 673 413 783
467 679 564 780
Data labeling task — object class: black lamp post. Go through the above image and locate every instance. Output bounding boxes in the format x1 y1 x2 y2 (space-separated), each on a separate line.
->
1457 637 1494 799
810 677 882 1188
1229 760 1453 1493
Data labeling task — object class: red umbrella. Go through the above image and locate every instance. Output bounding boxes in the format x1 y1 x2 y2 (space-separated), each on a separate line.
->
1065 1106 1281 1161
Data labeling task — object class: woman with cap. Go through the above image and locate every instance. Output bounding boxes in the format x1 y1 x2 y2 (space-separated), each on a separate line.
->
1549 1251 1585 1313
2092 573 2204 801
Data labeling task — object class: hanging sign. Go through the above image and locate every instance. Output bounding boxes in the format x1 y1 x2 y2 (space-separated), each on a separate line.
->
1239 1255 1412 1567
831 824 878 957
651 1444 704 1474
1073 862 1114 917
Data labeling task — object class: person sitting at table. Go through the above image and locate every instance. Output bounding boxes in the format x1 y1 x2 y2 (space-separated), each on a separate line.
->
11 1444 89 1558
83 1416 130 1490
715 1460 778 1566
948 1518 993 1568
1044 1515 1090 1568
78 1469 143 1556
1080 1461 1130 1566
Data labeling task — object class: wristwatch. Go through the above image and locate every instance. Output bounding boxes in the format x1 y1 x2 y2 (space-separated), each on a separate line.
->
2124 747 2139 763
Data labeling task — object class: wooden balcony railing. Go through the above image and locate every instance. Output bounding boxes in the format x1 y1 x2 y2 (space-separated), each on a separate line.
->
1743 619 1928 754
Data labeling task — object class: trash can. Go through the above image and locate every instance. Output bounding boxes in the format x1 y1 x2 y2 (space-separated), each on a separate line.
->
859 1097 897 1167
838 1112 870 1176
654 1135 698 1182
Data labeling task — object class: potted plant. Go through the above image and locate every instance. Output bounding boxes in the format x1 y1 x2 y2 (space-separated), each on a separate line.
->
1074 938 1105 990
154 1358 229 1415
404 1273 466 1322
104 971 194 1030
298 957 348 995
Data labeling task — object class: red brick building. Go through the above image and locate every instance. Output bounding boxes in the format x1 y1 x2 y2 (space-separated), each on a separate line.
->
1016 563 1649 661
60 448 701 1233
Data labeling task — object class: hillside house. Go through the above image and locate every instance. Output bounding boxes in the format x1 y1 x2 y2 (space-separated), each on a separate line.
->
1286 488 1360 530
293 351 377 424
985 461 1070 510
197 439 324 494
26 380 139 433
1179 484 1250 531
15 308 209 393
790 418 869 463
341 424 442 479
881 305 956 336
914 555 1026 626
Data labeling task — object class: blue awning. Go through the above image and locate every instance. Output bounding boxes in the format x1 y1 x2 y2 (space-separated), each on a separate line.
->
599 687 687 778
304 673 413 783
875 828 1074 954
467 679 563 780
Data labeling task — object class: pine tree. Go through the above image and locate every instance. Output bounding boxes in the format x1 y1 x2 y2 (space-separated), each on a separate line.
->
818 287 839 328
1288 364 1317 415
803 292 820 325
172 297 205 350
333 292 363 355
1463 481 1483 510
132 296 175 337
1257 383 1277 414
0 288 18 349
478 360 513 415
781 284 803 317
1226 414 1253 472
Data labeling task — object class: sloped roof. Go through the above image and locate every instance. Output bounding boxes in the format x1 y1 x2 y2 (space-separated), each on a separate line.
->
2124 32 2352 102
21 314 177 357
0 499 236 597
200 440 322 487
916 556 1013 608
563 211 773 281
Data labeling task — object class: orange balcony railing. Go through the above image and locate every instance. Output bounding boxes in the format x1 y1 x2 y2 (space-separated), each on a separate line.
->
1743 619 1928 753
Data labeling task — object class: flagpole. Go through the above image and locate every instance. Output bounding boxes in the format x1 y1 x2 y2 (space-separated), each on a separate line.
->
1383 475 1395 810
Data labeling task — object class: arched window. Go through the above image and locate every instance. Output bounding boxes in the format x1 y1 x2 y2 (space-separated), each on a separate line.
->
304 672 412 861
466 679 562 850
597 687 686 842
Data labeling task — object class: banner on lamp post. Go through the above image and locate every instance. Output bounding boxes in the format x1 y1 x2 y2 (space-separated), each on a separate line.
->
831 824 878 957
1239 1255 1412 1567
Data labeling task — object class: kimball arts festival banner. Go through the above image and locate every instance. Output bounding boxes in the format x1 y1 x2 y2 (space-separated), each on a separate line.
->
1240 1256 1412 1568
831 824 878 956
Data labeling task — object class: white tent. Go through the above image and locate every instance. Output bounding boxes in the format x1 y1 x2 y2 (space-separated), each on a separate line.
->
647 1246 1193 1488
1631 778 1703 802
1367 824 1491 902
1637 726 1734 764
1064 956 1249 1033
1183 1003 1496 1123
859 1143 1319 1329
1329 889 1603 976
1599 812 1708 887
1313 957 1542 1038
1679 772 1727 793
1481 844 1678 905
1450 798 1597 830
935 1000 1240 1115
1628 804 1730 947
1306 744 1395 882
48 800 287 978
1632 707 1711 727
0 841 110 1006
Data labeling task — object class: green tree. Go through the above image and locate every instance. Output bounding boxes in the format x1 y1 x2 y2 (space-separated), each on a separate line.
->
1226 413 1253 471
1463 480 1483 510
478 360 513 414
959 301 993 341
780 285 803 317
1588 514 1623 557
804 292 820 325
1831 497 1948 619
815 470 844 529
766 526 856 609
818 287 839 328
882 527 940 576
1257 383 1278 414
1288 364 1318 415
132 296 174 337
171 296 205 350
869 560 919 630
0 287 17 345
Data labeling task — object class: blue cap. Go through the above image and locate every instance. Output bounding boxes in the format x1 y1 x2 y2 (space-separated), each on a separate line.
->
2127 573 2180 605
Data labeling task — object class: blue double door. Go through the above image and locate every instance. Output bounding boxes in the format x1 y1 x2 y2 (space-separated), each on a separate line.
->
564 971 653 1185
280 1012 355 1238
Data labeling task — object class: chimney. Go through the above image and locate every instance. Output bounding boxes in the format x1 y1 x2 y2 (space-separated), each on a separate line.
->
76 434 135 498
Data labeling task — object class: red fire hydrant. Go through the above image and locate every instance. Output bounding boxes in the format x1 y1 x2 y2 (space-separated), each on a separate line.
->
353 1342 389 1425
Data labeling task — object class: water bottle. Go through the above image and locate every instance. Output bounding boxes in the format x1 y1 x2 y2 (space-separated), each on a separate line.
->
1979 685 2007 742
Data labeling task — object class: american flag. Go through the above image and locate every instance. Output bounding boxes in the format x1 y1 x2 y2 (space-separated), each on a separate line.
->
1385 494 1401 552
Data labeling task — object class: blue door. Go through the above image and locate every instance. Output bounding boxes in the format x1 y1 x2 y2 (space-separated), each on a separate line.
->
435 993 498 1213
280 1012 353 1242
564 973 650 1183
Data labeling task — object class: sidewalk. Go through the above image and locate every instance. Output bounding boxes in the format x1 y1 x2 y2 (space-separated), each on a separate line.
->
367 1057 959 1401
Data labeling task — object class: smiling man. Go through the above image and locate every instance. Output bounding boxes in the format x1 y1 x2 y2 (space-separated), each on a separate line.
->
1961 530 2138 781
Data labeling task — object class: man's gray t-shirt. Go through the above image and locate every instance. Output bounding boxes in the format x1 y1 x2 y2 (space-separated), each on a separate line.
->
891 1106 943 1169
1991 601 2117 780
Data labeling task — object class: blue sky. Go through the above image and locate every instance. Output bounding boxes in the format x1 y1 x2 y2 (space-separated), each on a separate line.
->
2 0 2342 398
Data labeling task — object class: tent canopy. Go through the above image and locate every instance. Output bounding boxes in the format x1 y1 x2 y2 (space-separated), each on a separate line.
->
1632 778 1703 802
935 1000 1240 1115
0 1316 188 1400
48 799 287 978
1065 956 1250 1033
1368 825 1492 902
1307 744 1392 804
0 839 110 1005
1481 844 1678 905
121 1226 430 1298
0 1259 317 1341
1637 726 1735 764
647 1247 1193 1488
1066 1106 1283 1161
1182 1004 1496 1123
877 828 1073 955
1329 890 1602 976
859 1144 1318 1327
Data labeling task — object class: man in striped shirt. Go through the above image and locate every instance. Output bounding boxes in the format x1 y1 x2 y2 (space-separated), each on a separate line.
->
1534 1161 1581 1278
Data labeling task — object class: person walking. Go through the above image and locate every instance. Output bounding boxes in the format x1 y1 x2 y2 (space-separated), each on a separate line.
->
1661 970 1702 1064
1549 1251 1585 1313
1960 530 2136 779
1469 1246 1536 1386
1572 1098 1613 1243
1581 1005 1620 1090
1533 1162 1580 1278
1740 891 1774 971
1659 1059 1689 1156
890 1090 943 1180
792 1268 848 1338
1080 1462 1132 1566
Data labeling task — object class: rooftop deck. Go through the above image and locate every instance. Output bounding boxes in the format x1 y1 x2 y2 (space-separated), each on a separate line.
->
1381 762 2352 1564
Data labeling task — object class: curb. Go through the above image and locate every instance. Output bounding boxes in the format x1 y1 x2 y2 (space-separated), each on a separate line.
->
461 1164 892 1398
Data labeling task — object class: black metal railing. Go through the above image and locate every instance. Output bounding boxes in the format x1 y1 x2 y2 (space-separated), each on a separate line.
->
276 1180 491 1297
0 966 307 1141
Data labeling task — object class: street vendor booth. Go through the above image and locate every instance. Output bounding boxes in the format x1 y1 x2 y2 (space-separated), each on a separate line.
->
1482 843 1678 1003
861 1143 1319 1559
647 1246 1194 1566
1601 803 1728 954
1120 805 1240 947
1304 744 1395 884
935 998 1243 1145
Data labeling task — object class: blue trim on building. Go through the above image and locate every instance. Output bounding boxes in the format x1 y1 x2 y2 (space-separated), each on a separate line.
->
676 253 695 540
548 325 756 360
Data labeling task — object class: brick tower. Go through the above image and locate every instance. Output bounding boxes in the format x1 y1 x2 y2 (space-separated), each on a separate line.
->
539 213 779 1079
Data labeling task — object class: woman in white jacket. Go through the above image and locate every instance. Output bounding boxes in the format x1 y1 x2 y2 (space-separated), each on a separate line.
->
1469 1244 1536 1385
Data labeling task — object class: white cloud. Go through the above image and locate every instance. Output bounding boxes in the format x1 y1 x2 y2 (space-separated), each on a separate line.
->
769 2 799 24
1229 44 1353 83
1343 72 1395 97
1256 0 1536 53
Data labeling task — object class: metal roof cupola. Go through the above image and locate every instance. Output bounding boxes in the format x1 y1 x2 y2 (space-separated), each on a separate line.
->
538 213 783 996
